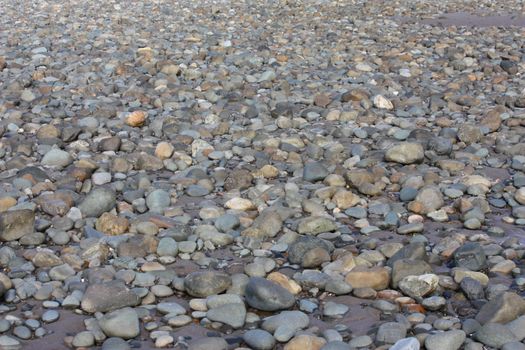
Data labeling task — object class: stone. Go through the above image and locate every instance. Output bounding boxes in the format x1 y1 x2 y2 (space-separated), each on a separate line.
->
184 271 232 297
81 281 140 313
125 110 147 127
207 303 246 328
506 316 525 341
389 337 420 350
303 162 329 182
476 292 525 325
454 242 487 271
345 266 390 290
72 331 95 347
79 188 116 218
284 334 326 350
475 323 517 348
243 329 275 350
101 337 131 350
245 277 295 311
376 322 407 344
398 274 439 299
41 149 73 168
385 143 424 164
189 337 228 350
95 212 129 235
425 330 466 350
0 209 34 241
297 216 337 235
409 187 444 214
98 307 140 339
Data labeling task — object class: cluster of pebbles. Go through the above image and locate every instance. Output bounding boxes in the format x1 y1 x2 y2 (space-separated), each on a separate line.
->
1 0 525 349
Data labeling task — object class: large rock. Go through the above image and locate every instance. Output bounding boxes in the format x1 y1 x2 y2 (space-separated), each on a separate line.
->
425 330 465 350
0 209 34 241
408 186 444 214
81 281 140 313
391 259 433 288
345 266 390 290
288 236 334 266
98 307 140 339
297 216 337 235
303 162 329 182
454 242 487 271
385 142 424 164
245 277 295 311
476 292 525 325
79 188 116 218
184 271 232 297
206 303 246 328
475 323 517 348
243 330 276 350
284 334 326 350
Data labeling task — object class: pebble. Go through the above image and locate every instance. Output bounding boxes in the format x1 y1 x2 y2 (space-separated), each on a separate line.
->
1 1 525 349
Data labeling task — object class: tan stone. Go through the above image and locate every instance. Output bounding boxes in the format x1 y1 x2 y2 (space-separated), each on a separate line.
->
344 266 390 290
332 189 360 209
0 197 16 212
155 142 174 160
126 111 147 127
225 197 255 211
267 272 302 295
284 335 326 350
261 164 279 178
95 212 130 235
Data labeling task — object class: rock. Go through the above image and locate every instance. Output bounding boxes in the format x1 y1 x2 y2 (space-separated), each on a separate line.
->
72 331 96 347
125 111 147 127
98 307 140 339
345 266 390 290
303 162 329 182
475 323 517 348
155 141 174 159
398 274 439 299
391 259 433 288
243 329 276 350
506 316 525 341
146 189 171 213
225 197 255 211
323 301 349 317
0 336 21 350
42 310 60 323
0 209 34 241
284 334 326 350
390 337 420 350
376 322 407 344
245 277 295 311
95 212 129 235
476 292 525 325
289 236 334 266
157 237 179 256
373 95 394 109
454 242 487 271
101 338 131 350
41 149 73 168
189 338 228 350
79 188 116 218
385 143 424 164
207 303 246 328
184 271 232 297
425 330 466 350
261 311 309 340
224 169 253 191
81 281 140 313
409 186 444 214
297 216 337 235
